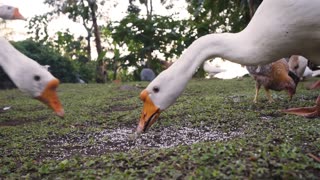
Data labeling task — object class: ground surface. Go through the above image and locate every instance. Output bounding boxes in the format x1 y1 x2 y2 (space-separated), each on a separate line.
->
0 77 319 179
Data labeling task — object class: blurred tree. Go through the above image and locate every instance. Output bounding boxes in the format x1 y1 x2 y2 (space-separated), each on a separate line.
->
105 0 263 80
28 0 117 83
0 20 14 38
24 0 265 82
0 39 80 89
54 30 88 61
12 39 78 83
186 0 263 33
186 0 245 36
129 0 153 17
102 13 188 81
27 13 52 43
128 0 176 17
99 0 185 81
245 0 263 18
185 0 262 77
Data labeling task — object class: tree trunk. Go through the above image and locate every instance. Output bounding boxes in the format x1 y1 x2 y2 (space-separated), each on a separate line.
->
113 63 117 81
248 0 255 18
149 0 153 17
88 0 107 83
248 0 263 19
83 23 92 61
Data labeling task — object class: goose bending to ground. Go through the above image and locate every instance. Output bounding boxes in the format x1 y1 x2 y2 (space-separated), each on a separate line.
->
0 37 64 117
0 5 25 20
0 5 63 117
137 0 320 132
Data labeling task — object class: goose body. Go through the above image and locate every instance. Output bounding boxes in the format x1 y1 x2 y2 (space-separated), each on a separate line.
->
137 0 320 132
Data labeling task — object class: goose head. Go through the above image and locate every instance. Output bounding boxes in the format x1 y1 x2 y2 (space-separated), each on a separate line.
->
0 5 26 20
136 33 238 133
0 37 64 117
137 67 190 133
10 62 65 117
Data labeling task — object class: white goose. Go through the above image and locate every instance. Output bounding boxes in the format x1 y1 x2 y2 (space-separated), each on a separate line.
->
0 5 25 20
0 6 64 117
137 0 320 132
288 55 308 80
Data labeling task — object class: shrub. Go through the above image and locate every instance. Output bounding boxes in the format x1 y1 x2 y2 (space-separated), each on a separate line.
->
0 39 79 89
12 39 78 83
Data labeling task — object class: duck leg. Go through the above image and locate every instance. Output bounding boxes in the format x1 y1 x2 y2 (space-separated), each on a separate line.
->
282 95 320 118
253 82 261 103
265 88 274 103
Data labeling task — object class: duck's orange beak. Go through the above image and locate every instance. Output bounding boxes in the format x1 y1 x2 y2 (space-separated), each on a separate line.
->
12 8 26 20
137 89 161 133
36 79 64 117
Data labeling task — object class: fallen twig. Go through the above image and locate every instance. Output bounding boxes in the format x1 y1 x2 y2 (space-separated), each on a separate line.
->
307 153 320 163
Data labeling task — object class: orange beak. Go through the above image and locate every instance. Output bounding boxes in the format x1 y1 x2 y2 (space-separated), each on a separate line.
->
137 89 161 133
36 79 64 117
12 8 26 20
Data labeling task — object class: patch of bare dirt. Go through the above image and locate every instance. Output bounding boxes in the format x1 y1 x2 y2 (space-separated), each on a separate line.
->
40 126 243 161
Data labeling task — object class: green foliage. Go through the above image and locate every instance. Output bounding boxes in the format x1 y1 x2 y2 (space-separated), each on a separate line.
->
0 78 319 178
27 21 95 82
106 0 264 79
28 0 116 83
103 13 188 78
27 13 53 42
186 0 248 35
53 30 89 61
75 61 97 83
11 39 78 83
0 67 14 89
25 0 265 81
44 0 108 22
0 20 14 38
184 0 263 77
1 38 82 89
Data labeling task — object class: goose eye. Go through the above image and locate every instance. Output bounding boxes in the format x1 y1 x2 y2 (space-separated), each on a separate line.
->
7 7 12 10
34 75 41 81
153 86 160 93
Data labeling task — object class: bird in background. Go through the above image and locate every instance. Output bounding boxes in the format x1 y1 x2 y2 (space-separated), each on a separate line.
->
140 68 156 81
288 55 308 80
246 58 299 103
203 61 226 78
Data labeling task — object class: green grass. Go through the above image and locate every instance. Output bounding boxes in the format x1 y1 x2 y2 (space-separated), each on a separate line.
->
0 77 319 179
